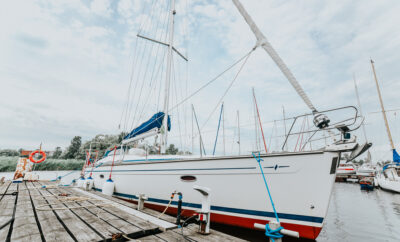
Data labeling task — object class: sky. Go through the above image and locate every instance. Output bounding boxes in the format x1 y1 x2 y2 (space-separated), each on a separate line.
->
1 0 399 162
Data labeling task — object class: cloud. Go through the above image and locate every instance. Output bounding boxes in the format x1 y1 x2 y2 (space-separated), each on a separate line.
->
1 0 400 162
90 0 113 17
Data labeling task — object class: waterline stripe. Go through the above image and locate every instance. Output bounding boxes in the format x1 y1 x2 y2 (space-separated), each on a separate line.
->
90 167 256 172
94 188 323 223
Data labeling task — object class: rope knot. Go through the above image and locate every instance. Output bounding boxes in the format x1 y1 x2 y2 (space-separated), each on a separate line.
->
265 224 283 242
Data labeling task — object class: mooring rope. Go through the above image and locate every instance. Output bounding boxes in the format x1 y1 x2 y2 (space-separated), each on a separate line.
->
108 146 118 181
252 152 283 241
157 191 176 219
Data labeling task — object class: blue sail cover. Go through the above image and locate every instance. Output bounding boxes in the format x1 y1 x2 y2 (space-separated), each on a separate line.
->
393 149 400 164
124 112 171 140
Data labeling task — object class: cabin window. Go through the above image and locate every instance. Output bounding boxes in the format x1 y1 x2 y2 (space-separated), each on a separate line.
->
99 174 104 179
180 175 196 182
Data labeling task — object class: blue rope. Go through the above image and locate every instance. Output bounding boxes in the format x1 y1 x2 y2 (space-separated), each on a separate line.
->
252 152 283 241
212 104 224 156
50 170 80 182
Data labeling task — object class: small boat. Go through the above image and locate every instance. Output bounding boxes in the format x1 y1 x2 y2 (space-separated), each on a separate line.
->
356 163 376 177
359 177 374 190
352 76 375 178
337 163 357 175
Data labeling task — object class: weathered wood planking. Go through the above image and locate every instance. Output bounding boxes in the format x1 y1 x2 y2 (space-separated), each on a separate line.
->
1 181 244 242
86 188 246 241
0 182 18 241
26 181 74 242
31 182 103 241
47 183 166 241
45 183 123 239
10 182 42 241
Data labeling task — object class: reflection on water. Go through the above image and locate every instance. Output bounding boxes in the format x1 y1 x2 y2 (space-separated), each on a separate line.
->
215 183 400 241
1 172 400 241
319 183 400 242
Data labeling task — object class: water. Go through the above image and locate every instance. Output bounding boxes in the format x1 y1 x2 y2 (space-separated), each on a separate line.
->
0 170 79 185
1 171 400 241
318 182 400 241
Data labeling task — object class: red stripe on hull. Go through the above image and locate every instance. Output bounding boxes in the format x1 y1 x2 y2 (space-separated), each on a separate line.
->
119 197 322 240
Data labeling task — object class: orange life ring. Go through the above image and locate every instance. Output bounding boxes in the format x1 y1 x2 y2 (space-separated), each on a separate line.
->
29 150 46 163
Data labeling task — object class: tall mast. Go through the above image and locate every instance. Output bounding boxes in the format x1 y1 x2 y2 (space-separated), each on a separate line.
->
371 59 395 150
352 74 368 142
161 0 176 154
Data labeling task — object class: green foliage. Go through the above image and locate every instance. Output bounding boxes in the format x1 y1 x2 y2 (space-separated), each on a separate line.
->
0 156 84 172
52 147 62 159
63 136 82 159
79 133 123 159
0 149 19 157
166 144 179 155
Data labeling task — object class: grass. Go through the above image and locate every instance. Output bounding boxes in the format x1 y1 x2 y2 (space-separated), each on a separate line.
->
0 156 85 172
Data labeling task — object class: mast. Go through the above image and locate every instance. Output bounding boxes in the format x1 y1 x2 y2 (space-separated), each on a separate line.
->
161 0 176 154
353 74 368 143
371 59 395 150
232 0 317 113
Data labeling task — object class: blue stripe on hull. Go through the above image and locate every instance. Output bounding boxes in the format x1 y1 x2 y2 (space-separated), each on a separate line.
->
94 188 323 223
90 167 256 172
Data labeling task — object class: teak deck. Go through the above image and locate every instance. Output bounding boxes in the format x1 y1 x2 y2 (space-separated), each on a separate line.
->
0 181 245 242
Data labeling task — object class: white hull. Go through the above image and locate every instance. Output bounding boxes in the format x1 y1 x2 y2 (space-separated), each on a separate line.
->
377 177 400 193
377 167 400 193
88 150 341 239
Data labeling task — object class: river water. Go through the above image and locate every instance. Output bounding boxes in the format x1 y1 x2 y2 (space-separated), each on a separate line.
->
1 171 400 241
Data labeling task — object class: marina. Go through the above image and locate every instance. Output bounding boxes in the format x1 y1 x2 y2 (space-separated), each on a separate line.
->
1 0 400 241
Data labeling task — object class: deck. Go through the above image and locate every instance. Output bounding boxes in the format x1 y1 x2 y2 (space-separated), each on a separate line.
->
0 180 245 241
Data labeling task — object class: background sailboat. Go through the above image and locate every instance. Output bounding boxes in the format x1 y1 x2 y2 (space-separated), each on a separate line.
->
371 60 400 192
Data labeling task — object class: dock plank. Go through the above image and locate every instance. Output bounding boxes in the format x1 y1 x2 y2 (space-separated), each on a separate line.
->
1 180 245 242
0 182 18 241
26 182 74 242
32 182 102 241
44 185 121 239
11 182 42 241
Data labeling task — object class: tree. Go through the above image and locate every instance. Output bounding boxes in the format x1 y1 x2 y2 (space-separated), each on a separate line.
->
0 149 19 156
63 136 82 159
166 144 179 155
52 147 62 159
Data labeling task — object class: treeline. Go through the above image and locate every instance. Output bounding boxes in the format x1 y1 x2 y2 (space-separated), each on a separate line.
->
0 132 182 161
0 157 84 172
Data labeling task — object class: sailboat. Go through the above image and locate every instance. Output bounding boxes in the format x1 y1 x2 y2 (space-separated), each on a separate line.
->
371 60 400 193
352 75 375 177
86 1 367 239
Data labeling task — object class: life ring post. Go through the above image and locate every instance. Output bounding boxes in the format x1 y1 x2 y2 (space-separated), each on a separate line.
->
29 150 47 164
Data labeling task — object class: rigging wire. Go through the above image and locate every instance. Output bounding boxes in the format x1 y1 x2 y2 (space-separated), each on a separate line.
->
169 49 254 112
130 2 166 130
124 0 159 132
200 49 254 130
134 4 170 126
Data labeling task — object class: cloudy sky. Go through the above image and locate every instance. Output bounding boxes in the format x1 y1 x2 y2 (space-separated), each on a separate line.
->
1 0 399 162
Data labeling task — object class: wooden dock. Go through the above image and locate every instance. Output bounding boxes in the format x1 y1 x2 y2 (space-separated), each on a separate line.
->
0 181 245 241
